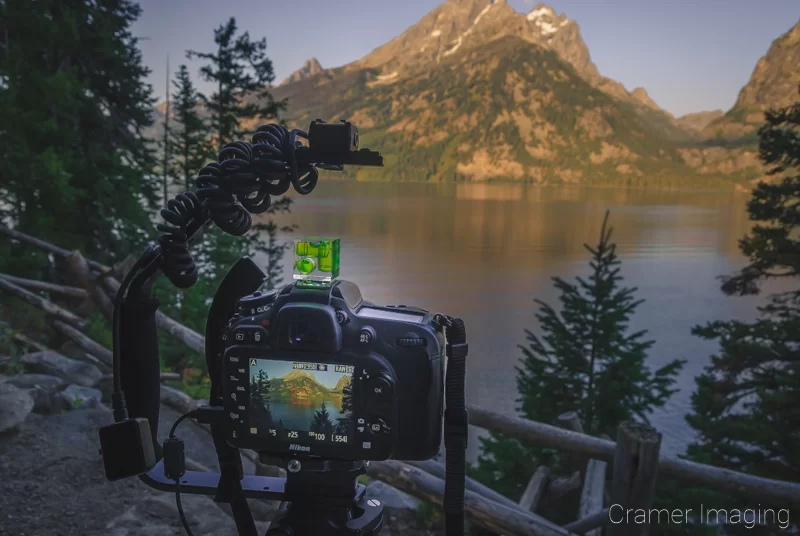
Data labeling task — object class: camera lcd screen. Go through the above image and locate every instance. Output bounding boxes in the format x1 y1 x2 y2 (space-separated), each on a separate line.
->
248 359 354 445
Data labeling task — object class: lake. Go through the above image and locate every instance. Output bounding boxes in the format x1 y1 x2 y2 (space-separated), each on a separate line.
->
269 399 345 432
254 180 791 461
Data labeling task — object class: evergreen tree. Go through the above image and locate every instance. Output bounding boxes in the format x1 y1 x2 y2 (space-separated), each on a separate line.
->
0 0 158 274
684 87 800 523
249 369 273 427
340 378 353 415
471 211 684 513
169 64 209 191
310 401 335 436
162 57 171 207
718 85 800 298
185 17 294 295
186 17 285 149
336 378 354 434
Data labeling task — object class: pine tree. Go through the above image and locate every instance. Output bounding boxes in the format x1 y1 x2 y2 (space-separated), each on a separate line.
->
685 87 800 512
340 378 353 415
336 378 354 434
185 17 294 295
162 56 171 207
249 369 273 427
310 401 335 436
186 17 285 150
471 211 684 512
169 64 209 191
0 0 158 274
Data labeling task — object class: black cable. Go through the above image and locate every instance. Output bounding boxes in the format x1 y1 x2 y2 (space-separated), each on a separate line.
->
168 411 198 536
169 411 196 438
176 482 194 536
158 124 318 290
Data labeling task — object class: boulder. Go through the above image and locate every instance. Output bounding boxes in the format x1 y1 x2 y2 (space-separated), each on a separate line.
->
5 373 66 390
58 384 103 410
20 351 103 387
5 374 67 414
0 382 34 433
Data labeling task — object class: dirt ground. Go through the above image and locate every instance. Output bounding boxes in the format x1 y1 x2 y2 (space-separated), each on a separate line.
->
0 406 443 536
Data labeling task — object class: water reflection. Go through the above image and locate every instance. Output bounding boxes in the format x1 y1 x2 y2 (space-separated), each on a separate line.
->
254 181 788 459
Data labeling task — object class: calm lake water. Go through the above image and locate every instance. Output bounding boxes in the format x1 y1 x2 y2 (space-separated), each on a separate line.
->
254 180 791 461
270 400 344 432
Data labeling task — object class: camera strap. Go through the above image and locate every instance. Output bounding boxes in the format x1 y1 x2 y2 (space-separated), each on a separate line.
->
441 315 469 536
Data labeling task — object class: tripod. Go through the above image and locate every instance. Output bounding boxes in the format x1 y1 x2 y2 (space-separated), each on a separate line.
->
260 456 383 536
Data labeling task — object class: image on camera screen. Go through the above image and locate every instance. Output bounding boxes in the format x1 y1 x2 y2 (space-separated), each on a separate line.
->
248 359 354 442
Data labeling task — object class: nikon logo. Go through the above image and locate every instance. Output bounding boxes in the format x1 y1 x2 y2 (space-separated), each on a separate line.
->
289 444 310 452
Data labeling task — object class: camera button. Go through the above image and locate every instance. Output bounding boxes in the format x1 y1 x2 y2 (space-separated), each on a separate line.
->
368 418 388 435
367 377 392 405
359 326 376 344
232 326 269 345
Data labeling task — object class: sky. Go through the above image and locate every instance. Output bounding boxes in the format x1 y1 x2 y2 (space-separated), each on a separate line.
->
131 0 800 117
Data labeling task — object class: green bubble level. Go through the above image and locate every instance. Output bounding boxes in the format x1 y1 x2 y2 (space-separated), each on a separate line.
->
293 237 340 285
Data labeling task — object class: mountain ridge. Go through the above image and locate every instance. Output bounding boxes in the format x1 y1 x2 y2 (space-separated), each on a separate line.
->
703 19 800 140
271 32 756 187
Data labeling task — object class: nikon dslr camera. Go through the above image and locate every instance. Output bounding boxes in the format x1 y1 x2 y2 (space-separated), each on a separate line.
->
222 240 445 461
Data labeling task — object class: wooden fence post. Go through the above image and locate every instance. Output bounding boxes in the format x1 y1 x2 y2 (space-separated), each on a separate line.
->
607 422 662 536
557 411 607 535
557 411 584 433
520 466 551 512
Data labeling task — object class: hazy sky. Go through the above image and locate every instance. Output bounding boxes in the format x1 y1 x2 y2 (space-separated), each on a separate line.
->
132 0 799 117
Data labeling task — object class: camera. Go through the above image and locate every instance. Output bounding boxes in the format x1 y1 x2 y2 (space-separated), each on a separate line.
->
222 278 445 461
99 121 468 536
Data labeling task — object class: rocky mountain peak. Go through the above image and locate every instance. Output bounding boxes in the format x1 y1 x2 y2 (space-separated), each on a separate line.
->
526 3 571 37
630 87 662 112
352 0 599 83
732 19 800 111
701 19 799 140
280 57 324 86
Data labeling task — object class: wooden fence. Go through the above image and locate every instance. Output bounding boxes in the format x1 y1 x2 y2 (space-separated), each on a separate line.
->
1 224 799 536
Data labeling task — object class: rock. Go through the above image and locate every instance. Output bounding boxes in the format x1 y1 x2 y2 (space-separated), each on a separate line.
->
58 384 103 410
366 480 420 510
5 373 66 390
20 351 103 387
25 386 59 414
58 341 88 360
0 382 34 433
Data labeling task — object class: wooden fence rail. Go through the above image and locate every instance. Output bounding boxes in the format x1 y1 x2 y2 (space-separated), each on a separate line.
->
466 404 800 507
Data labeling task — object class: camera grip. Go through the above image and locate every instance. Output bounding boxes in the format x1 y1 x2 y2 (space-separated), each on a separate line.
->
119 295 162 459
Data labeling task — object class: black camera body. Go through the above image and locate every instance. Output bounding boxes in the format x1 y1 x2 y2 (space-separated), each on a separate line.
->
222 279 445 461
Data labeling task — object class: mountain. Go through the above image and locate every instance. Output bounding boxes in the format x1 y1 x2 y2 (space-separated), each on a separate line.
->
270 0 759 187
331 375 351 394
676 110 724 133
703 19 800 140
341 0 687 140
280 58 325 86
271 369 331 399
